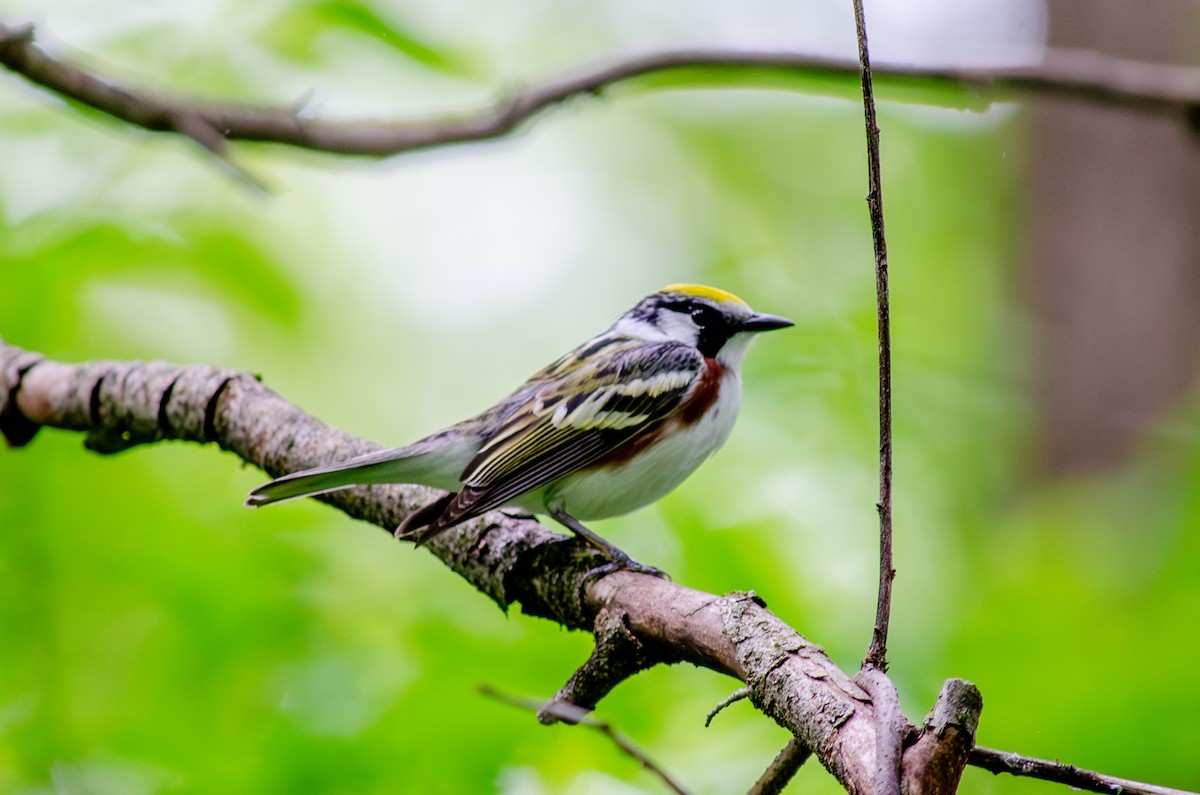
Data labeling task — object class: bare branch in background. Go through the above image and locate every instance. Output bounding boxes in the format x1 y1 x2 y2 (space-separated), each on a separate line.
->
4 20 1200 164
481 687 691 795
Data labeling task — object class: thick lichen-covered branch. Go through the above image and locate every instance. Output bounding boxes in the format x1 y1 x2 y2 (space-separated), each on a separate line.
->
9 340 1190 795
0 340 894 792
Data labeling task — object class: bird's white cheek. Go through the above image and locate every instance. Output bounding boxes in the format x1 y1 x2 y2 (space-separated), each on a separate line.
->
655 312 701 346
716 332 756 371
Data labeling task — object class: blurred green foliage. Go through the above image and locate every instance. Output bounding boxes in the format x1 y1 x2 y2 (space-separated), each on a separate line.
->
1 2 1198 794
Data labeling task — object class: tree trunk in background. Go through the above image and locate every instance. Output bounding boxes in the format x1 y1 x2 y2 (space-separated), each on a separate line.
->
1029 0 1200 471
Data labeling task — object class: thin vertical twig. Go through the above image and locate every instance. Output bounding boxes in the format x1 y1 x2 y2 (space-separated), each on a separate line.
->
852 0 895 672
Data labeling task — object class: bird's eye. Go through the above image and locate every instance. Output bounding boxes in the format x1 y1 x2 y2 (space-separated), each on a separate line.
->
689 304 718 326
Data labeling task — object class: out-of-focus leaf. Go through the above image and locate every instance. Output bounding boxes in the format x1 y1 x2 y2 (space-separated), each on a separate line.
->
1 218 301 328
259 0 480 79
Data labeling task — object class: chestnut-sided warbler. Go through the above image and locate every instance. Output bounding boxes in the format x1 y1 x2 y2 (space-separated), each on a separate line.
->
247 284 792 569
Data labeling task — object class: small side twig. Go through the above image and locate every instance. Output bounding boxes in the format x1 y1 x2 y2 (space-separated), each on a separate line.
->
480 686 692 795
705 686 751 727
969 747 1200 795
746 738 812 795
851 0 895 674
537 607 660 725
169 110 270 193
0 24 267 191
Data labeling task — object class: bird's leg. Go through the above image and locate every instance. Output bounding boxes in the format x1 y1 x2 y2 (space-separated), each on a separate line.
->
549 508 628 559
549 508 668 580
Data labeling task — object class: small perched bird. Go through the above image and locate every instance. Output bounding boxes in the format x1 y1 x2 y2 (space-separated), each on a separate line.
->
247 284 792 570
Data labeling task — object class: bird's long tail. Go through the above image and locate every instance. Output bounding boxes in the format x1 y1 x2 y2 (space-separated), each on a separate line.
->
247 428 482 508
246 448 422 506
246 424 489 510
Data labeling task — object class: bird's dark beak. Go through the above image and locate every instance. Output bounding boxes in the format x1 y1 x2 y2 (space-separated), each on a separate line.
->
741 312 794 333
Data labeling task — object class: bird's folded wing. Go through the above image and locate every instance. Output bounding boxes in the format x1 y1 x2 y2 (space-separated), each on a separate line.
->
433 341 704 528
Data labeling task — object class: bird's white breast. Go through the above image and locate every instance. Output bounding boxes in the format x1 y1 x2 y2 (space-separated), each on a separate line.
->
541 367 743 520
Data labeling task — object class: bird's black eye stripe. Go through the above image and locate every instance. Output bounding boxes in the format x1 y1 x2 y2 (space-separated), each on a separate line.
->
664 300 722 329
661 299 735 358
663 300 713 322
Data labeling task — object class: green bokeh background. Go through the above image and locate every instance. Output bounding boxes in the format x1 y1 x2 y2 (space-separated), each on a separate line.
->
1 2 1198 793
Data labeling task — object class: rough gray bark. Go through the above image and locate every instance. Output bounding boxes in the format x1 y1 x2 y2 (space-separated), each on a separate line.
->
0 339 979 794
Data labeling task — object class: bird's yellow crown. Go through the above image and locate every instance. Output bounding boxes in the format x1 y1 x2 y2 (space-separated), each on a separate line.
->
660 284 748 307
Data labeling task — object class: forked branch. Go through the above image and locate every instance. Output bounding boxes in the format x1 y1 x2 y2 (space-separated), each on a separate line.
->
0 340 896 793
4 342 1184 794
